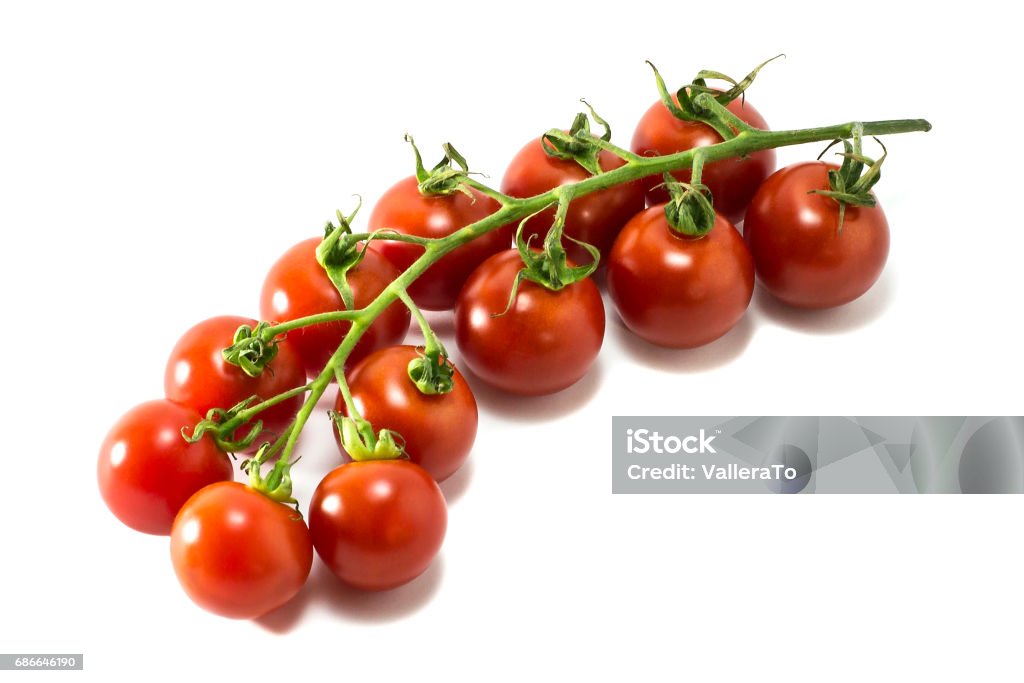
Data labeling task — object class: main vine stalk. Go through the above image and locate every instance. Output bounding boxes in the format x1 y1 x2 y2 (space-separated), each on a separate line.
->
235 114 931 466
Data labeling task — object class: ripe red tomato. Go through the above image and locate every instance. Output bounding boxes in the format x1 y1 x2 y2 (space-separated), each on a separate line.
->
335 345 477 482
164 315 305 440
607 207 754 348
309 460 447 591
455 249 605 395
500 137 644 265
259 237 411 377
631 96 774 224
369 176 512 311
743 162 890 309
98 400 233 535
170 481 313 619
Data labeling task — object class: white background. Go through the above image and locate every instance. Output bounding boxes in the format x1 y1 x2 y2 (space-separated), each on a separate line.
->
2 2 1021 681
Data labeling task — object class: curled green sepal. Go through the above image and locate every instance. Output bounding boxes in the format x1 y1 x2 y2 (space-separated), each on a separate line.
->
493 200 599 317
407 346 455 395
182 396 264 453
811 128 887 233
646 56 782 139
540 100 612 176
690 54 784 108
221 322 280 378
243 448 298 509
660 174 717 238
316 199 366 309
405 134 476 199
331 413 406 462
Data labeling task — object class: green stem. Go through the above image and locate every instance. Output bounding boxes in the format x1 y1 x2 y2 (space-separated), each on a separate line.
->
336 368 359 418
690 150 706 186
397 288 444 357
699 95 756 134
345 231 434 247
217 383 313 433
460 177 516 206
266 311 359 337
588 137 645 164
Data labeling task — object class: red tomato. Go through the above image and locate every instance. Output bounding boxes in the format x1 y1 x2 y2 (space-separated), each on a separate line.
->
743 162 890 309
455 249 605 395
607 207 754 348
335 346 477 482
170 481 313 619
631 96 775 224
369 176 512 311
259 238 411 377
309 461 447 591
98 400 233 535
164 315 305 440
500 137 644 265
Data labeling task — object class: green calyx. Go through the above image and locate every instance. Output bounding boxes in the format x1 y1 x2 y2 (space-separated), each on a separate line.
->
406 134 477 198
182 395 264 453
407 345 455 395
221 321 280 378
244 446 298 509
316 200 366 309
647 55 783 139
660 173 717 238
494 192 599 317
811 126 887 233
332 413 406 462
541 100 612 176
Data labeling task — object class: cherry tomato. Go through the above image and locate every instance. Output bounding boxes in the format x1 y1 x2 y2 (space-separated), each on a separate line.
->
98 400 233 535
335 345 477 482
607 207 754 348
164 315 305 441
369 176 512 311
500 137 644 265
259 237 411 377
743 162 890 309
170 481 313 619
631 96 775 224
309 460 447 592
455 249 605 395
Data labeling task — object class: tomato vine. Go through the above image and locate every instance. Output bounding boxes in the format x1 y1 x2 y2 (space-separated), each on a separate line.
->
201 103 930 485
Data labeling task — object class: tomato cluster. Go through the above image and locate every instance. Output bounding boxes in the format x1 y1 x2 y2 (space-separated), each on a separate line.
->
98 62 900 621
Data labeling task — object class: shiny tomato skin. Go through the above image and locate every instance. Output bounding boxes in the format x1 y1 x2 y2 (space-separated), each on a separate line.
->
455 249 605 395
309 461 447 592
170 482 313 619
335 346 477 482
743 162 890 309
500 138 645 266
631 97 775 224
259 237 411 377
164 315 305 439
607 207 754 348
369 176 512 311
98 400 233 535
